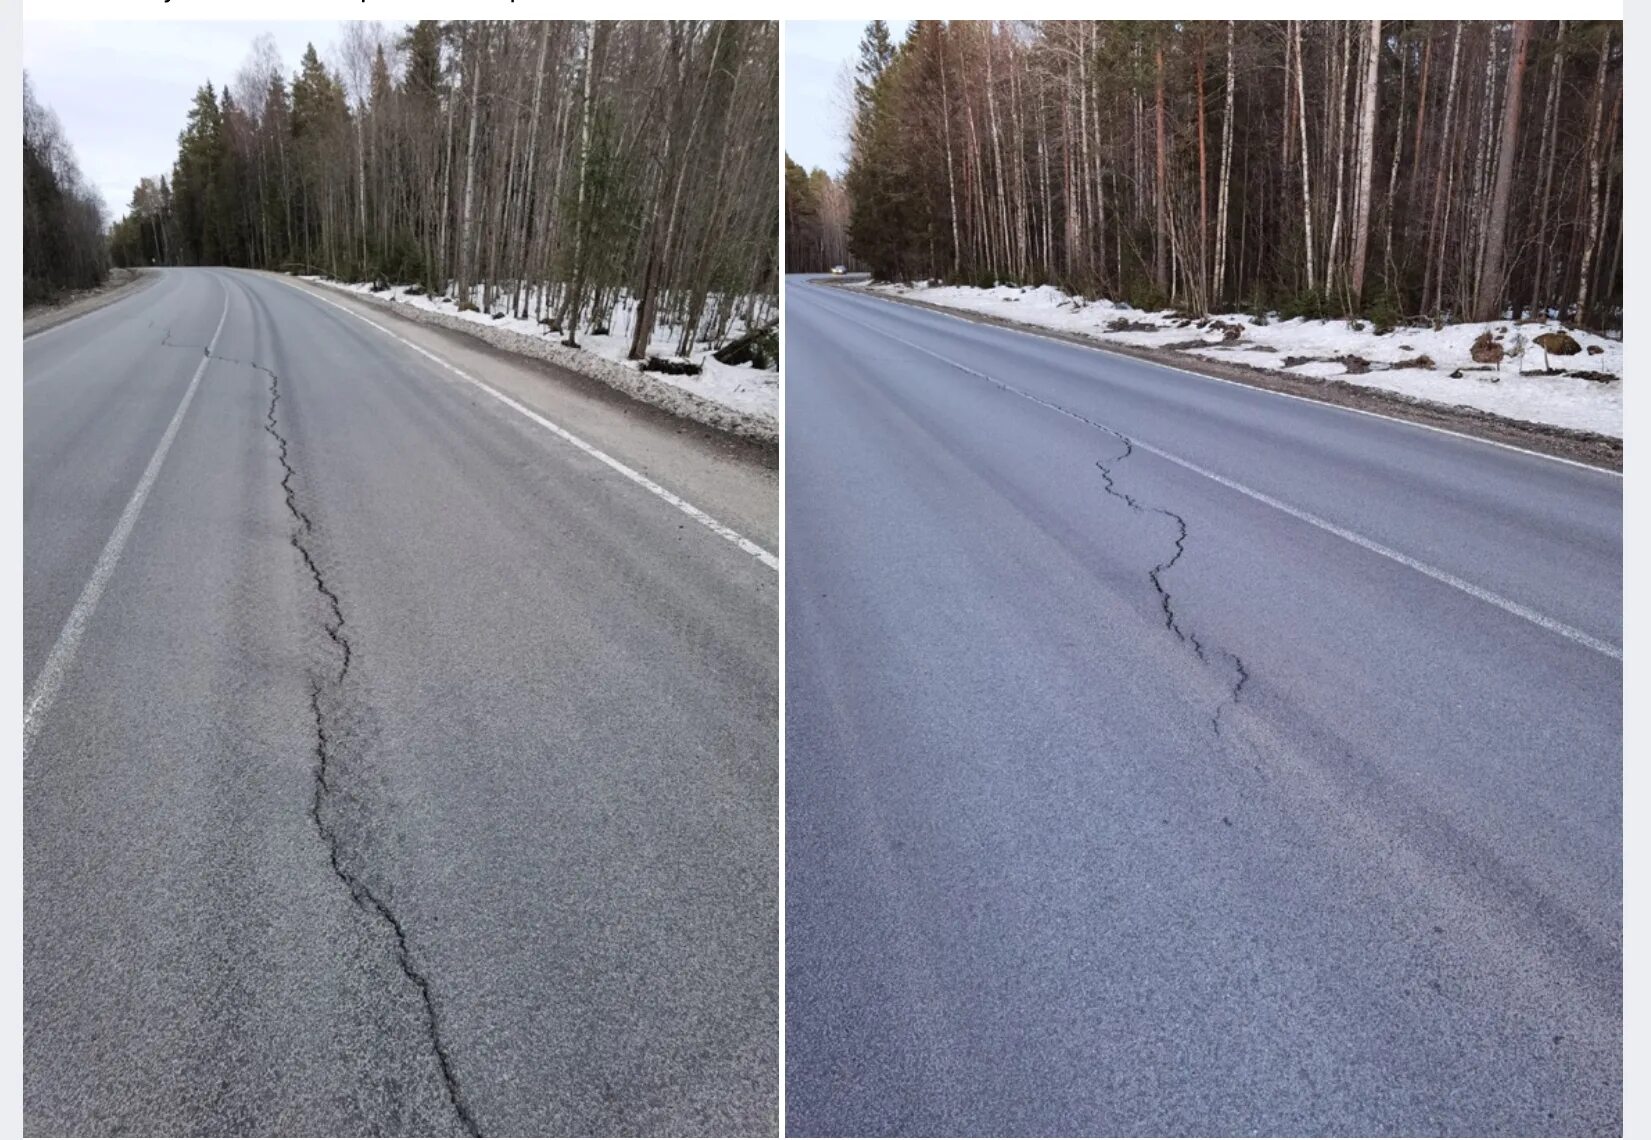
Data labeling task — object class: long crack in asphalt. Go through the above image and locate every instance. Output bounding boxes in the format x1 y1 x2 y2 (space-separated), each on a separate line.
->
158 331 481 1135
1095 439 1202 655
884 339 1254 745
1093 439 1250 737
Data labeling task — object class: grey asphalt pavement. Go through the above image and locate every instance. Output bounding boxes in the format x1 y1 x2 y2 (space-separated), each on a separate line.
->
785 277 1620 1136
24 268 777 1136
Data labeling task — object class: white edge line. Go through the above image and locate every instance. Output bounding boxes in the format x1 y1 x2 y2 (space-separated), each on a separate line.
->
831 302 1622 663
821 282 1622 478
1135 442 1623 662
23 283 231 760
274 274 780 573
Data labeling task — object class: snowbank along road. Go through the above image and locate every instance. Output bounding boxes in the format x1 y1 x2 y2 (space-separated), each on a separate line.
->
785 276 1620 1136
24 267 778 1136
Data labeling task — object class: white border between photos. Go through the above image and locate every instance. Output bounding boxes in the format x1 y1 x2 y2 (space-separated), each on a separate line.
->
4 5 21 1139
776 19 788 1138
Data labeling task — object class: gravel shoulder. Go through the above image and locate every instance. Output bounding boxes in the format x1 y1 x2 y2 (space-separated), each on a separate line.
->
24 268 158 339
823 278 1622 472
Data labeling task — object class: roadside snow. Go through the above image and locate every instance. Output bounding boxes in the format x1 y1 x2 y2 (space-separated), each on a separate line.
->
861 281 1622 438
574 324 778 422
307 277 778 423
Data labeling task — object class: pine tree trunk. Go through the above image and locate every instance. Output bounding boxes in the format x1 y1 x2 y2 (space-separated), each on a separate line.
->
512 22 551 316
631 23 724 361
1076 29 1091 278
1195 31 1209 308
1421 22 1462 314
1471 20 1529 321
985 27 1012 280
1408 32 1432 217
355 112 367 271
1154 40 1168 293
457 24 485 304
1531 22 1564 314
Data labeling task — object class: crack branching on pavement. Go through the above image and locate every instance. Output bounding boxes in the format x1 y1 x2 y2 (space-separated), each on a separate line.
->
162 330 210 355
898 334 1252 741
1093 439 1249 739
1095 439 1202 659
149 319 211 356
1211 654 1251 738
838 325 1258 745
156 328 480 1135
830 305 1274 776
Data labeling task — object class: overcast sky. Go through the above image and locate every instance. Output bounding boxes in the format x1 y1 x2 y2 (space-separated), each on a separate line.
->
785 20 908 180
23 21 352 220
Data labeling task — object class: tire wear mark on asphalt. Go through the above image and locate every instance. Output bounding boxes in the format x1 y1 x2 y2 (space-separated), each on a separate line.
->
157 329 482 1135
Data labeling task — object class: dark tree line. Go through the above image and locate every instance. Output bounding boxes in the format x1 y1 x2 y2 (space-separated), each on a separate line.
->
785 154 853 272
23 73 109 305
111 21 778 355
844 20 1622 328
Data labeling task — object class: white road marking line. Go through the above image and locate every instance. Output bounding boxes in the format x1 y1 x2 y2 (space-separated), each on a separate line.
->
819 284 1622 478
276 277 779 573
833 306 1622 663
23 286 232 761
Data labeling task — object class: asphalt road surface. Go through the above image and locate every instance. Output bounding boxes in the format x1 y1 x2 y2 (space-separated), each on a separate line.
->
785 278 1621 1136
24 268 777 1136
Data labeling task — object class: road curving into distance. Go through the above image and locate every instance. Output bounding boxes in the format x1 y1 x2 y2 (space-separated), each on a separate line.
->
24 267 777 1136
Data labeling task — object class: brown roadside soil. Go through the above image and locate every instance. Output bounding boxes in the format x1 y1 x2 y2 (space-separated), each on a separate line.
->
24 268 158 339
821 279 1622 473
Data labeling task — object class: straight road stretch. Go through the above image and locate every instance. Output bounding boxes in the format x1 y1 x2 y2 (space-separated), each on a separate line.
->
24 268 778 1136
785 277 1621 1137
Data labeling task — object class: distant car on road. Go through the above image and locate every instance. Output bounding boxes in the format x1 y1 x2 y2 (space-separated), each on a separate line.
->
830 265 846 275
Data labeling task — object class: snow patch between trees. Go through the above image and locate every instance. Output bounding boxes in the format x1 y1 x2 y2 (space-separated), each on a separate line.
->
302 276 778 443
863 281 1622 439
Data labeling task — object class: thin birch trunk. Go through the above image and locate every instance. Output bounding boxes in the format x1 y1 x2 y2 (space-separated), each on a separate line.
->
1213 20 1235 302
